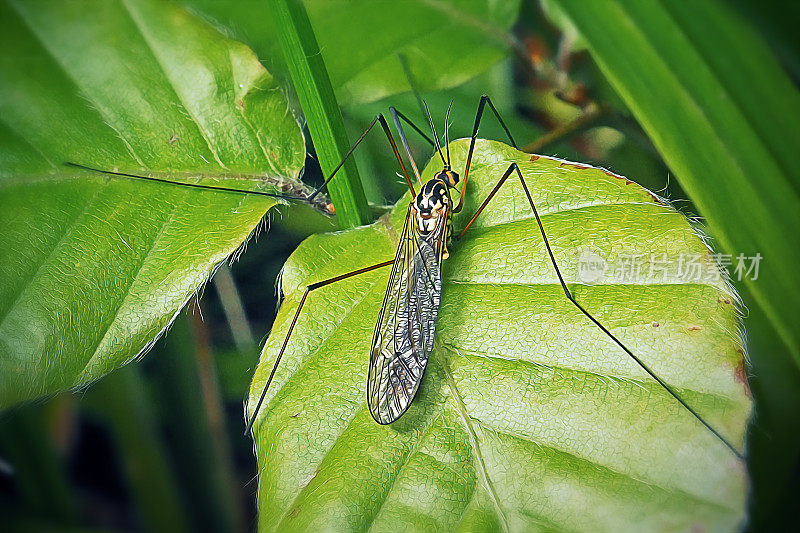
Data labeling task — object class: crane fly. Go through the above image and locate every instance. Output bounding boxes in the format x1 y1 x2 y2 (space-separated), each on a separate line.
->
68 96 745 460
242 96 745 459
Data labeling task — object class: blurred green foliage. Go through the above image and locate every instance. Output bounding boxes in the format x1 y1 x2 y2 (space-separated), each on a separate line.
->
0 0 797 531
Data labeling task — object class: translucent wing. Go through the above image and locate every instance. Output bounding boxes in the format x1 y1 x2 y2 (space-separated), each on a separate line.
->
367 204 448 424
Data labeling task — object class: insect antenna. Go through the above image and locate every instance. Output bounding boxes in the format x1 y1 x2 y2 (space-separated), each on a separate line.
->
395 54 439 157
422 100 447 168
444 100 453 169
390 109 436 148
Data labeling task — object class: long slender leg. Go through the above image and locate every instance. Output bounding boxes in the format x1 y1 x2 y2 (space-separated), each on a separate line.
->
456 95 517 213
309 113 418 200
64 162 317 204
397 52 427 122
387 105 452 186
69 114 413 211
244 258 394 435
458 161 744 459
390 108 436 148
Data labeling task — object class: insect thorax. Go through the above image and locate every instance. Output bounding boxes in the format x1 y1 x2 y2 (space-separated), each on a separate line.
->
410 177 453 259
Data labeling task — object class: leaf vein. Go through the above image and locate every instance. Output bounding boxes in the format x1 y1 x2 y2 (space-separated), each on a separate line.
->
441 353 509 533
119 0 226 169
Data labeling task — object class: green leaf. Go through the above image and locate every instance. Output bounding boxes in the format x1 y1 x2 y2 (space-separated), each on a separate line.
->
545 0 800 362
248 140 751 531
0 0 306 407
184 0 521 105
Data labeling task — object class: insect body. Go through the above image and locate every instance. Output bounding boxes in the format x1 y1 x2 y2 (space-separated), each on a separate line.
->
368 170 456 423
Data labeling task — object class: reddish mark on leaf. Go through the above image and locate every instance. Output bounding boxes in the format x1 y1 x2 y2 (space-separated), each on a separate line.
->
717 295 733 305
287 506 301 519
533 154 665 206
651 322 659 327
237 98 245 110
600 168 634 185
734 359 750 392
168 133 178 146
559 158 642 188
558 160 593 171
688 325 702 331
604 168 665 204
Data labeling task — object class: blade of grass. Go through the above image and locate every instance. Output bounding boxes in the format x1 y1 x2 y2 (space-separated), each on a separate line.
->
213 266 256 353
148 313 244 533
89 366 190 533
548 0 800 362
0 403 78 524
268 0 370 228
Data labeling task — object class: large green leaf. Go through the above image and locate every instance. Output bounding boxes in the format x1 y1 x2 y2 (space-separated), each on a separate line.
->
0 0 306 407
544 0 800 363
184 0 521 105
248 140 751 531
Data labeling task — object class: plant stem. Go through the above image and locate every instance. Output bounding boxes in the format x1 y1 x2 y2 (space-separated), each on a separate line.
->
268 0 370 229
213 265 255 352
522 103 605 154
